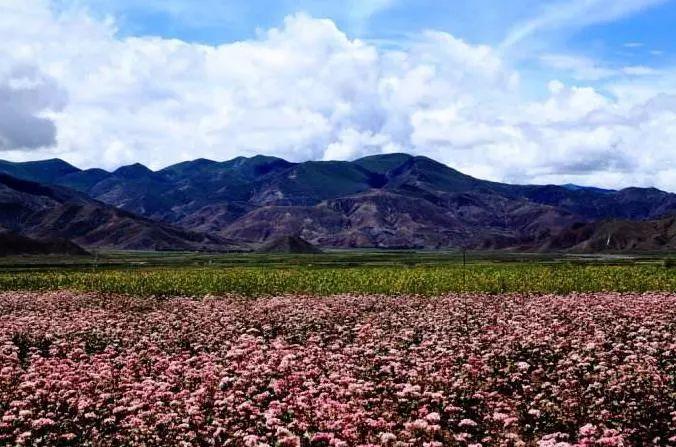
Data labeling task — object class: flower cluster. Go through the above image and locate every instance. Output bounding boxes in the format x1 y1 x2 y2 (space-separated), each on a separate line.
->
0 292 674 446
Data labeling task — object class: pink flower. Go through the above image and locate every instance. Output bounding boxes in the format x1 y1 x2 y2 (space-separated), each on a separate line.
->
0 291 672 446
516 361 530 371
31 418 55 429
380 432 397 444
579 423 597 437
459 418 478 428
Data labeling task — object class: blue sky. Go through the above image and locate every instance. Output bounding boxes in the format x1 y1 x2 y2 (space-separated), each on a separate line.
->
1 0 675 190
62 0 675 60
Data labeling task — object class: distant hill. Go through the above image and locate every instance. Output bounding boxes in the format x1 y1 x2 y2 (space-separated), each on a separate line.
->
1 154 675 251
0 173 244 251
0 159 80 185
0 231 89 257
538 215 676 252
258 236 322 254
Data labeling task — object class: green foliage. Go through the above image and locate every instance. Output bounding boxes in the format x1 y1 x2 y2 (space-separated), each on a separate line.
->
0 264 673 297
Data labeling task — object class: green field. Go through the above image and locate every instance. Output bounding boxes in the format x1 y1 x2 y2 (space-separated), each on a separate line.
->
0 250 674 296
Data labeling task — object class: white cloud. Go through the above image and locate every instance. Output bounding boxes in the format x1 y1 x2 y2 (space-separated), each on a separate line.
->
324 128 402 160
0 0 675 191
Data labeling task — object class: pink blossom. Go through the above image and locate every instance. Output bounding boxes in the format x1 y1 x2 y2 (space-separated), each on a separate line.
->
0 291 673 445
459 418 478 428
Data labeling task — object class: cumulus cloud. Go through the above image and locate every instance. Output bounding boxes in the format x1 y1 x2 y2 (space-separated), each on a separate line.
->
0 64 66 150
0 0 674 191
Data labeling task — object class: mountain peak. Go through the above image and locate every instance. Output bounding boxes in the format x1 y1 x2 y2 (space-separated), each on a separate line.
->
353 153 413 174
230 154 289 166
0 158 80 184
114 163 154 178
192 158 218 166
30 158 76 167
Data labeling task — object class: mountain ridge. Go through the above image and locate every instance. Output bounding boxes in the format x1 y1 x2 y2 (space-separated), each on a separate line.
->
0 173 245 252
1 154 674 251
3 154 671 197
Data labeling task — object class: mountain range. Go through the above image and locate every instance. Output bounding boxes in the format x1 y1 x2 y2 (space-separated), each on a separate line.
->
0 173 240 251
0 153 675 252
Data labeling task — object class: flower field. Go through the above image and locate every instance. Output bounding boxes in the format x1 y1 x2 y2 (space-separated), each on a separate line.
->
1 292 674 446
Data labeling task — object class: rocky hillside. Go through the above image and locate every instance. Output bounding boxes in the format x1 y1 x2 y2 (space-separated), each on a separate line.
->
0 173 243 251
1 154 674 251
538 215 676 252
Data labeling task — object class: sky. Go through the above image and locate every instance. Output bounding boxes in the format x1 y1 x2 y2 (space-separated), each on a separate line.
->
0 0 675 191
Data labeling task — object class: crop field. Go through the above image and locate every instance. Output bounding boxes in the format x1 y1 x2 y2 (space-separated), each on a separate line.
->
0 263 675 296
1 291 674 446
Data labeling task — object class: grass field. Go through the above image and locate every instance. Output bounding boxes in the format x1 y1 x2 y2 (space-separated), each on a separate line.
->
2 248 675 269
0 250 674 296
